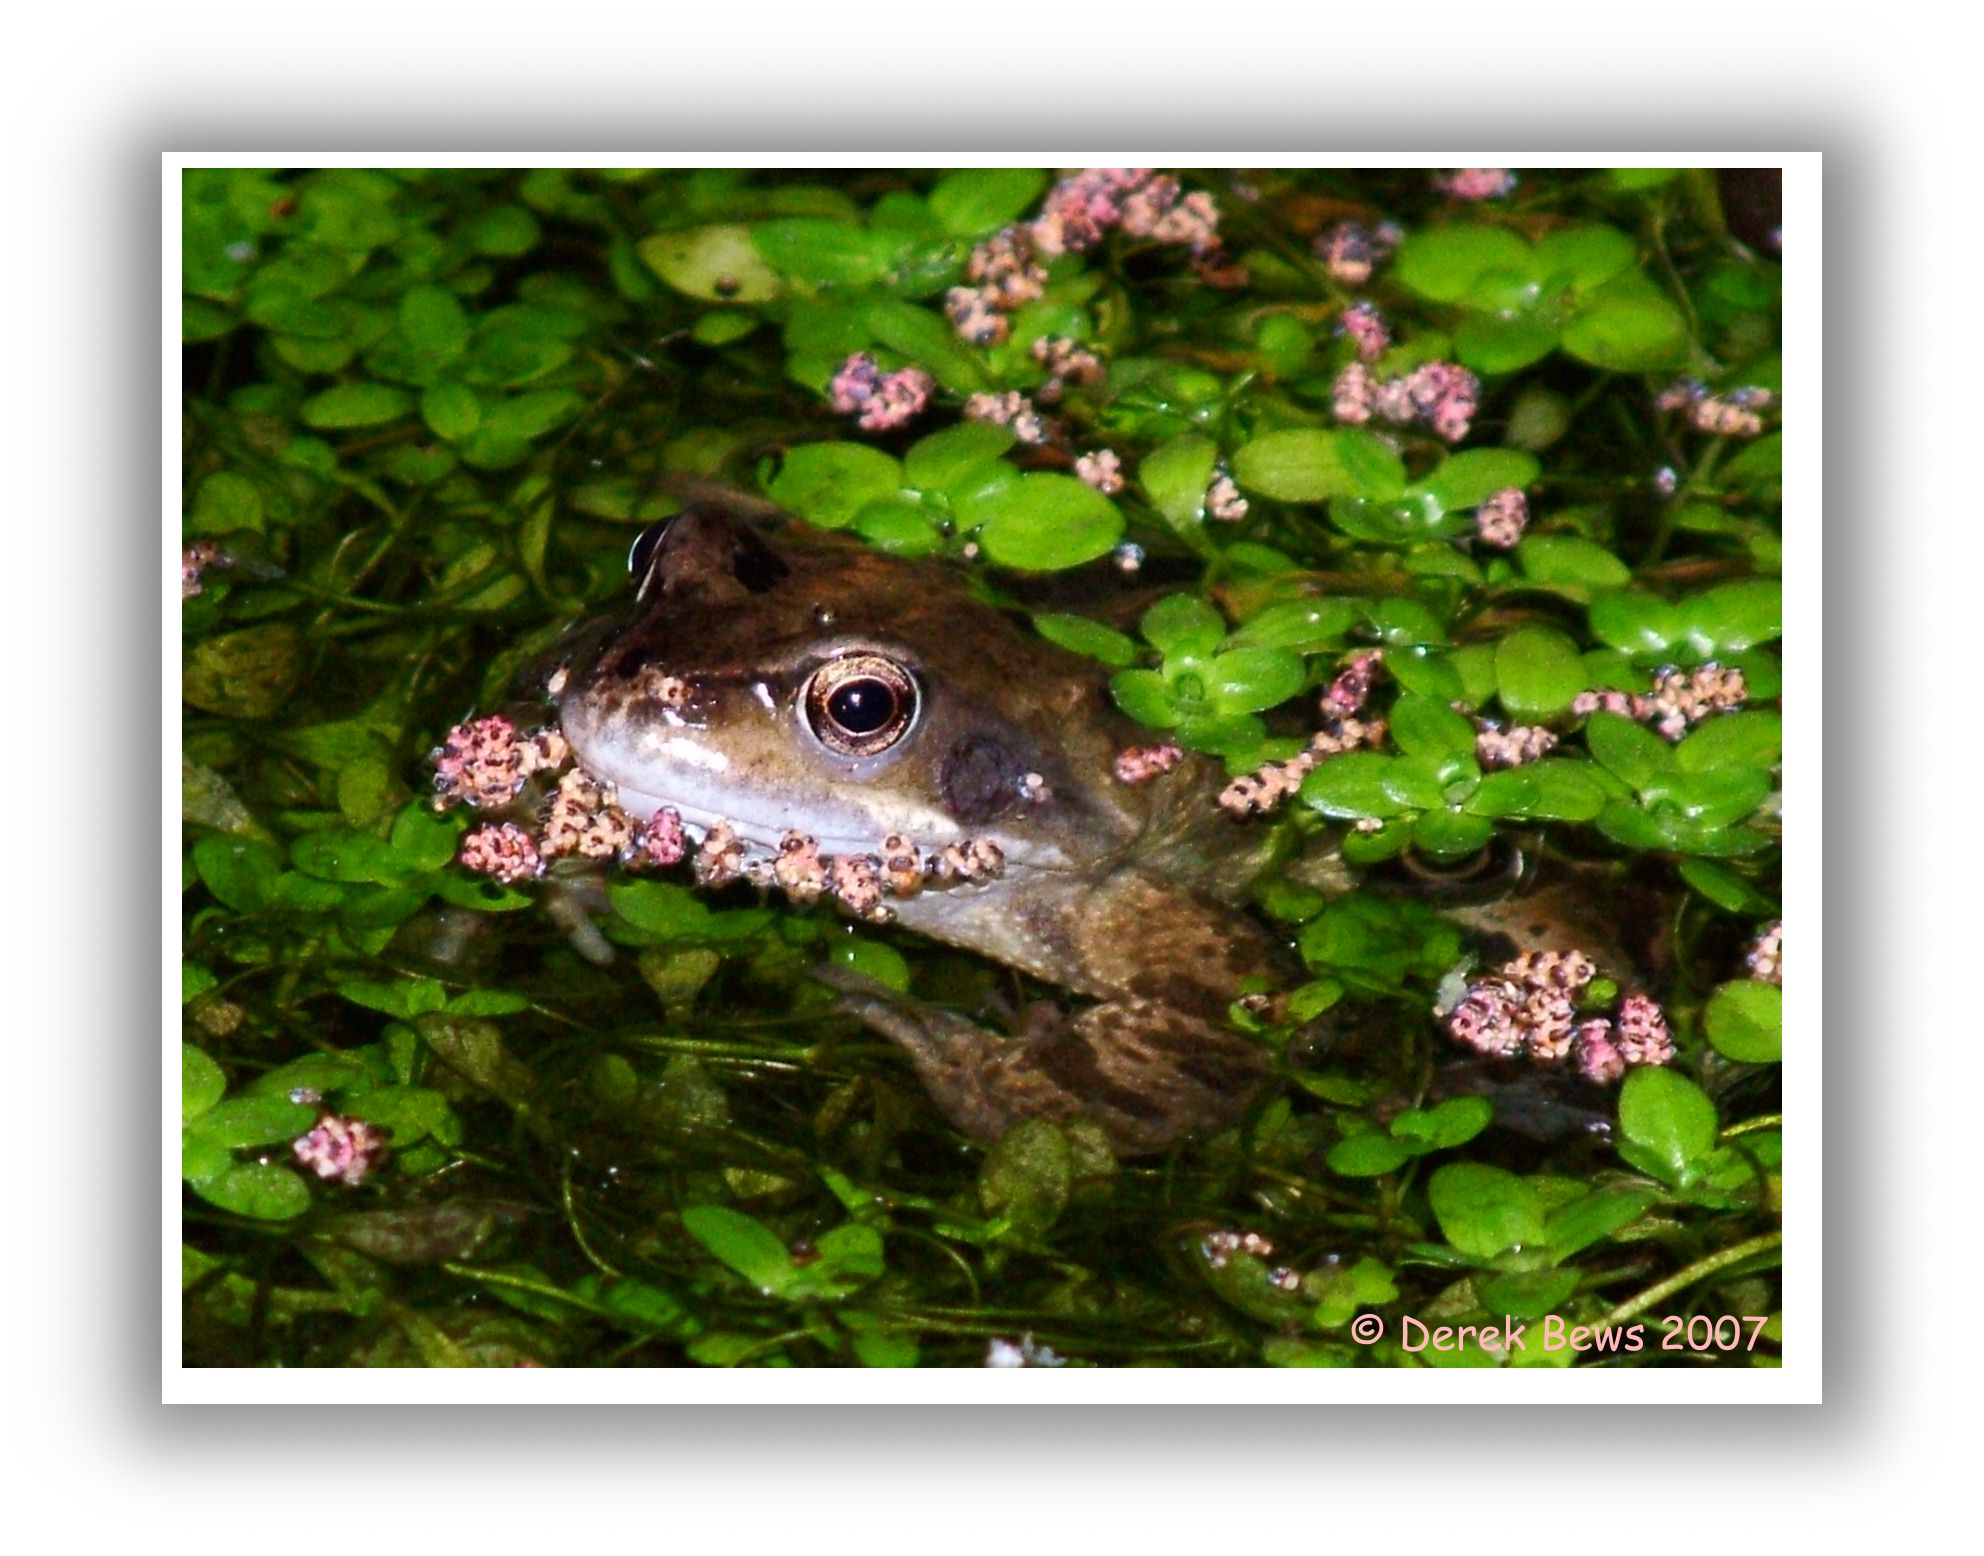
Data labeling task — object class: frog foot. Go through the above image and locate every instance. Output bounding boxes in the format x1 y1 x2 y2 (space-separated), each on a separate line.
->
816 966 1271 1157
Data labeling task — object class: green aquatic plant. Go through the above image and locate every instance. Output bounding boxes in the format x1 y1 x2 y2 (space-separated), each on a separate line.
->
182 166 1783 1368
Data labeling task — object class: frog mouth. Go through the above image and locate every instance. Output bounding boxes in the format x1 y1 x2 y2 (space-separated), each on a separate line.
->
563 732 981 868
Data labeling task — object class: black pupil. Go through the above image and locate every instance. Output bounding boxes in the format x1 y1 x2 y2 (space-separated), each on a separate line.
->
827 678 896 735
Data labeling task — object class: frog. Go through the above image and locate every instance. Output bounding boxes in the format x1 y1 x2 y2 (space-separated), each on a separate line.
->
540 494 1612 1156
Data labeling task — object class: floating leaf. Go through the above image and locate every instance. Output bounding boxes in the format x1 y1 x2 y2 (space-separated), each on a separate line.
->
1428 1163 1545 1260
1705 979 1783 1063
970 473 1123 571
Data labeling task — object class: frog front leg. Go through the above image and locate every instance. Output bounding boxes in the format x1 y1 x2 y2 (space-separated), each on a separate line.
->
819 970 1272 1156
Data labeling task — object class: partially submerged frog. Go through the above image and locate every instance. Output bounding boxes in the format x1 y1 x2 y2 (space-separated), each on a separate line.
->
528 496 1610 1155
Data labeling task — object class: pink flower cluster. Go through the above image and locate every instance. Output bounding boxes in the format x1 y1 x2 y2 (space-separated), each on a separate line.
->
431 714 570 812
1314 221 1402 287
1746 920 1782 986
1444 951 1674 1083
1033 168 1223 258
1074 449 1124 494
1473 717 1557 769
1031 336 1106 404
1220 651 1388 816
828 353 935 432
1333 359 1481 443
1338 301 1392 362
181 540 224 599
1656 380 1774 438
293 1113 388 1186
1572 664 1749 742
944 170 1229 347
964 390 1049 444
1113 741 1185 785
1474 487 1529 550
1434 169 1518 202
1205 472 1249 523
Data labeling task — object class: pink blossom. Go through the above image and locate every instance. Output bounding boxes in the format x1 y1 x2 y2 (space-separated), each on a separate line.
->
1075 449 1125 495
628 807 686 869
1338 302 1391 362
1615 994 1675 1067
1474 487 1529 550
1114 743 1185 785
293 1114 388 1186
459 822 545 884
1435 169 1518 202
1575 1022 1626 1085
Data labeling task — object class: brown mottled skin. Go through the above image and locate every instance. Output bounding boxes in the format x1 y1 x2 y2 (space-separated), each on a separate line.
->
549 498 1603 1155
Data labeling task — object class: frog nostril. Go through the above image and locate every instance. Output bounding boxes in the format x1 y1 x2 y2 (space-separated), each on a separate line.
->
803 653 919 757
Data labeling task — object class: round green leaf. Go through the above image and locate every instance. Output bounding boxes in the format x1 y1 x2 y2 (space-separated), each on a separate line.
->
1427 1163 1545 1260
1507 759 1608 821
768 442 904 530
1516 536 1632 592
1664 766 1772 828
1532 225 1637 294
1589 591 1682 656
1562 277 1691 371
398 283 471 361
1033 613 1141 667
1141 593 1226 658
1584 712 1675 791
852 494 945 555
971 473 1124 571
680 1205 794 1295
1495 624 1588 718
479 388 583 443
1618 1068 1719 1183
903 421 1014 493
1395 1095 1494 1150
638 224 782 303
1139 435 1219 528
1453 312 1560 374
420 381 481 441
1228 598 1360 654
1232 428 1363 502
1302 751 1406 820
193 1163 312 1220
1705 979 1782 1063
1364 597 1449 648
1207 648 1307 713
1416 449 1540 511
1390 694 1477 759
187 471 265 535
1326 1133 1414 1177
751 218 895 288
1680 579 1782 655
183 1045 227 1123
1334 429 1408 500
1329 493 1456 544
1464 768 1540 818
1109 668 1178 728
299 383 413 429
1380 753 1450 810
928 168 1046 237
1394 226 1535 304
189 1095 319 1150
1387 648 1465 703
1411 806 1495 858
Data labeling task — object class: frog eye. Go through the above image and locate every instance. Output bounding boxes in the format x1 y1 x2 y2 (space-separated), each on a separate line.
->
801 653 919 758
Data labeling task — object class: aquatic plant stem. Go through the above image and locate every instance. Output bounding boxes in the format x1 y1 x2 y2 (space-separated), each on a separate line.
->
1595 1229 1781 1333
